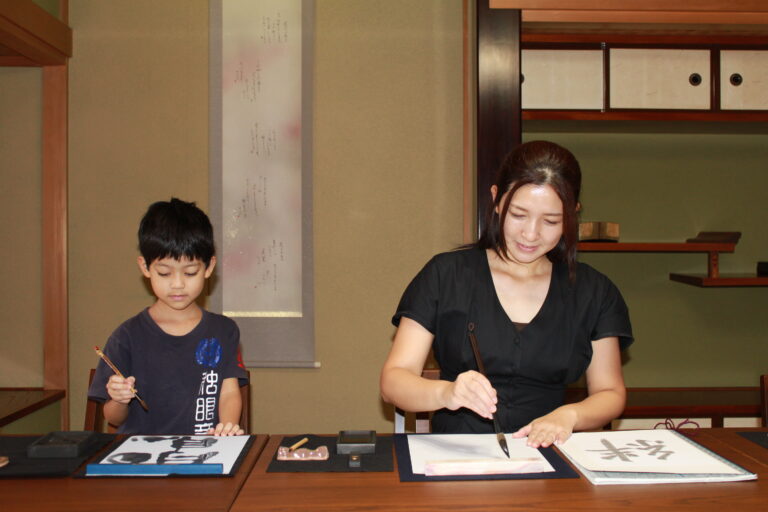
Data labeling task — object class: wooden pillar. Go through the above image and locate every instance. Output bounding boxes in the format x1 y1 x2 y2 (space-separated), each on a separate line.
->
475 0 521 235
42 0 69 429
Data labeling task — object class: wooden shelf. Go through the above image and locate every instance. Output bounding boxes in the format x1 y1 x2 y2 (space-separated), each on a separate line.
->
578 234 767 287
524 110 768 123
578 241 736 253
0 388 65 427
494 0 768 36
669 273 768 287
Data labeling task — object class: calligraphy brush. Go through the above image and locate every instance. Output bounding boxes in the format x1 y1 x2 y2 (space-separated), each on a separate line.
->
467 325 509 458
94 346 149 411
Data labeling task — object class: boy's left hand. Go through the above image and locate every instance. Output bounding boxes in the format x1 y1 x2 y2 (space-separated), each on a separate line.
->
207 422 245 436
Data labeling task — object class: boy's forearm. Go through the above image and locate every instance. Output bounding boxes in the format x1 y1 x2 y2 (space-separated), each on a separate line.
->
102 399 130 426
218 378 243 425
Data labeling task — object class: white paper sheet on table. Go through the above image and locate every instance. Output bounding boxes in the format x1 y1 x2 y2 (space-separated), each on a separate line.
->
558 430 742 474
407 434 554 475
91 435 250 474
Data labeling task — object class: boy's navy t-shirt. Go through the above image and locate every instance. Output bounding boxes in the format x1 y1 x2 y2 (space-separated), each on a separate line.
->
88 308 248 435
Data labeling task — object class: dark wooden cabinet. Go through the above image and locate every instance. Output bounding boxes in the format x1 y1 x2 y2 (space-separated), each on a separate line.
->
474 1 768 287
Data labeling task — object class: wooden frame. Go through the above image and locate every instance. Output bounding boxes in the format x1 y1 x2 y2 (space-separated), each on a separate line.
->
0 1 71 428
491 0 768 26
0 1 71 66
475 0 522 236
761 374 768 427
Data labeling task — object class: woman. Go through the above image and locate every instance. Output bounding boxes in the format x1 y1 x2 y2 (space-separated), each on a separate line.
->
380 140 633 448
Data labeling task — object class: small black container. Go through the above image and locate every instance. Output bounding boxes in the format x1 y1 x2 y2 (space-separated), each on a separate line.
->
26 431 98 458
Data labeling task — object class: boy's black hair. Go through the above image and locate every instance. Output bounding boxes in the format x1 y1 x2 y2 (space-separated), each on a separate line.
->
138 198 215 267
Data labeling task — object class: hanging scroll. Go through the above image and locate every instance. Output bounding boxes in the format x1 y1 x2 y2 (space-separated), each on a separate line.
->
210 0 316 367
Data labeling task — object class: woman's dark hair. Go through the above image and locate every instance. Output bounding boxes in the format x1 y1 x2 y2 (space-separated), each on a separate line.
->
138 198 215 267
475 140 581 280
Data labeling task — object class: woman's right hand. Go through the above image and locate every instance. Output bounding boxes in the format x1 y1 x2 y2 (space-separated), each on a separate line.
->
106 374 136 405
441 370 497 420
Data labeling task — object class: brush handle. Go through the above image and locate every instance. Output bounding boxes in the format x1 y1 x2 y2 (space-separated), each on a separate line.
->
94 347 149 411
468 326 510 458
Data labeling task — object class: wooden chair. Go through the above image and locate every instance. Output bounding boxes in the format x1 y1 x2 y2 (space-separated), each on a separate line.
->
761 374 767 428
84 368 116 432
394 368 440 433
85 369 251 433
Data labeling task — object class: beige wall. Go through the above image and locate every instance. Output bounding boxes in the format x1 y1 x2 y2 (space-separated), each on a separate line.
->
0 68 43 387
3 1 766 433
261 0 464 432
67 0 211 427
62 0 464 433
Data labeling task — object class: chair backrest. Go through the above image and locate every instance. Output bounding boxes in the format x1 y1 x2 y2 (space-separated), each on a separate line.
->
761 374 767 428
394 368 440 433
239 371 251 434
84 368 115 433
85 369 251 434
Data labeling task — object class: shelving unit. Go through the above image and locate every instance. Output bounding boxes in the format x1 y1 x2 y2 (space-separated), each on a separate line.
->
578 232 767 287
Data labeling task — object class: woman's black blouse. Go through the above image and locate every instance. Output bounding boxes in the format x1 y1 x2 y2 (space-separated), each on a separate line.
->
392 248 633 434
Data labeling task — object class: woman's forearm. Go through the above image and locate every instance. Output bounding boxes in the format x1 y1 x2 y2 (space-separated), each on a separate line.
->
567 387 626 431
380 366 450 412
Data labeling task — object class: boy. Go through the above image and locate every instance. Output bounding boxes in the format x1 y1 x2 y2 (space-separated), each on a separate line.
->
88 198 248 435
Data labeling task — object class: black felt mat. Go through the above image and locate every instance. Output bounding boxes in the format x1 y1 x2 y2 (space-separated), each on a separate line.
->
737 431 768 450
266 434 393 473
394 433 579 482
0 433 115 478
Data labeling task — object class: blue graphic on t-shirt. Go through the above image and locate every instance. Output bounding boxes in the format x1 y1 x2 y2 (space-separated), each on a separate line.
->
195 338 222 368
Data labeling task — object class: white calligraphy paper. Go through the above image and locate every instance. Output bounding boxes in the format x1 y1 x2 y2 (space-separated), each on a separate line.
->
407 434 554 476
558 430 742 474
96 435 250 474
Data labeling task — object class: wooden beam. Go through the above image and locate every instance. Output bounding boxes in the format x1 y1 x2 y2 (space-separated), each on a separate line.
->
42 62 69 429
476 0 522 236
463 0 475 243
521 10 768 24
490 1 768 12
0 0 71 65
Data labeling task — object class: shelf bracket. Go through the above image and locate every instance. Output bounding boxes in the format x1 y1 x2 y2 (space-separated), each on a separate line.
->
708 251 719 278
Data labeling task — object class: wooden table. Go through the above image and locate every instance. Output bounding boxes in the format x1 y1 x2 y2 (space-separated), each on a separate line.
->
1 434 268 512
232 430 768 512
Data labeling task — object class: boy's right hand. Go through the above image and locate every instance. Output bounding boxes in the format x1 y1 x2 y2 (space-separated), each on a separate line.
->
106 374 136 405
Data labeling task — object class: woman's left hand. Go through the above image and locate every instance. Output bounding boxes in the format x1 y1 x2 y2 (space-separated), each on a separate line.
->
511 406 578 448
